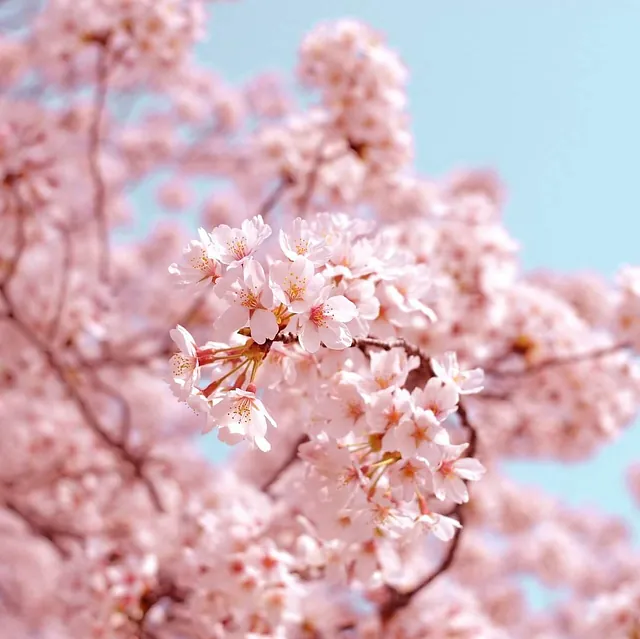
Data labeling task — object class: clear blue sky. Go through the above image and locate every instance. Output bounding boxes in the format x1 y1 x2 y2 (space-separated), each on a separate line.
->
190 2 640 533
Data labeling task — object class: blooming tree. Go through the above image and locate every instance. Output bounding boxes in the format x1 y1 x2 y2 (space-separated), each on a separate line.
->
2 2 640 638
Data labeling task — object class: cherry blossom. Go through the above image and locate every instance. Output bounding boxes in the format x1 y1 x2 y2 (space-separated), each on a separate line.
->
430 351 485 395
214 259 279 344
269 256 325 312
169 324 201 399
208 387 277 452
210 215 272 267
287 287 358 353
279 216 330 265
432 444 486 503
168 227 224 289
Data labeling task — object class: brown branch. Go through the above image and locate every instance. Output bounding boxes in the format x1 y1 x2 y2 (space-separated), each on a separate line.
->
378 400 477 624
88 46 110 284
3 500 80 559
82 367 134 445
258 176 293 220
298 140 325 216
488 341 632 379
379 507 466 623
128 578 188 639
272 334 433 389
297 143 348 216
273 334 428 359
259 434 309 493
0 206 26 290
47 225 73 340
0 287 164 512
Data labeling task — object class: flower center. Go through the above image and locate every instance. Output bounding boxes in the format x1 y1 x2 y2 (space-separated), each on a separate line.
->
283 274 307 303
238 290 260 309
227 236 248 261
310 304 330 327
347 401 364 421
170 353 194 377
228 398 253 424
294 239 309 255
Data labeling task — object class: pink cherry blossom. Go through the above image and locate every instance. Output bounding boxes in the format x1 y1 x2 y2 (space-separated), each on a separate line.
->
269 256 325 312
279 216 330 265
210 215 272 267
215 259 279 344
430 351 485 395
432 444 486 503
412 377 460 422
168 324 201 400
208 388 277 452
386 407 450 465
412 512 462 542
287 287 358 353
168 227 225 289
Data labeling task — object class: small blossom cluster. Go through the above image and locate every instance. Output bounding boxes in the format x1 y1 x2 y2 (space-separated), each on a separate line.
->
167 213 363 451
0 101 60 214
289 348 485 572
33 0 206 85
298 19 412 174
252 20 413 212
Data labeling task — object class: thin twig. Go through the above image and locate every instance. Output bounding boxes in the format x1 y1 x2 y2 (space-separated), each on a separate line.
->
88 46 110 284
258 176 292 220
0 287 164 512
82 367 133 445
260 434 309 493
3 500 79 559
298 141 325 216
0 206 26 289
379 508 466 622
488 341 632 379
378 401 477 623
47 225 73 340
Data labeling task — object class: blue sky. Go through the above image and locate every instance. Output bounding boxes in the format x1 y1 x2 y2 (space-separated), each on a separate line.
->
191 2 640 532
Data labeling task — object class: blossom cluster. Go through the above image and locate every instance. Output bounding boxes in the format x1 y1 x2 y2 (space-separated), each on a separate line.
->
298 20 412 174
33 0 206 86
167 212 487 547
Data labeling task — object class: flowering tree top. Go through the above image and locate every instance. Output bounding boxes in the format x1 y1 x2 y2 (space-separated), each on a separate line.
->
1 2 640 638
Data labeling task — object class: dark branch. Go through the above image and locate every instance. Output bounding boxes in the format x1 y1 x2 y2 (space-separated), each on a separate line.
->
88 46 110 284
378 507 466 623
258 176 293 220
259 434 309 493
47 225 73 340
377 400 477 624
0 287 164 512
488 341 632 379
3 500 79 559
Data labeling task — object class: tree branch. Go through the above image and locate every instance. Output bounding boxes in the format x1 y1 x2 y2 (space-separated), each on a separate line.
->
88 46 110 284
259 434 309 493
47 224 73 340
378 507 466 623
378 400 477 623
3 499 79 559
258 175 293 220
488 341 632 379
0 205 26 290
0 287 164 512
